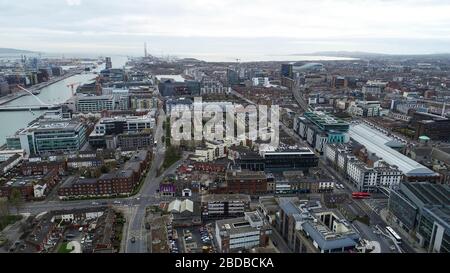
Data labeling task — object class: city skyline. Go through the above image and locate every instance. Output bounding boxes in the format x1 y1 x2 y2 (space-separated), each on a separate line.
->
1 0 450 58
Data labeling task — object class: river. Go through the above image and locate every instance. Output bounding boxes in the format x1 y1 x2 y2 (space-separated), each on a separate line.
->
0 56 128 146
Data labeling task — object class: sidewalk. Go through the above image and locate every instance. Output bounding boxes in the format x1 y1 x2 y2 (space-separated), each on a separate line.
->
379 208 426 253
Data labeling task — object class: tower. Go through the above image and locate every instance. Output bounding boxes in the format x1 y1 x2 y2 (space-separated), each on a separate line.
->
144 42 148 58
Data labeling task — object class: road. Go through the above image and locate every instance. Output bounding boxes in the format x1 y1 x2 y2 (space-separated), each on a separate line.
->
124 107 167 253
232 86 418 253
15 106 183 253
270 228 292 253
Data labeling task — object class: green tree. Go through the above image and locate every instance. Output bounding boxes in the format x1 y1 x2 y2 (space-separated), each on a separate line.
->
0 197 10 218
101 165 110 174
9 189 23 213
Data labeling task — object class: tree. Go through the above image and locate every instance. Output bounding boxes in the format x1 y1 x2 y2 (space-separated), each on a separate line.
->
0 197 10 218
9 189 23 214
101 165 110 174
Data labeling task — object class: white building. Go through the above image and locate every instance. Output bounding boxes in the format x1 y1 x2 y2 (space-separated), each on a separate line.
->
215 211 270 253
76 95 115 113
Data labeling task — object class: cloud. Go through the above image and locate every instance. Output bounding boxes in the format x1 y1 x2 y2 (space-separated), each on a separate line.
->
0 0 449 55
66 0 81 6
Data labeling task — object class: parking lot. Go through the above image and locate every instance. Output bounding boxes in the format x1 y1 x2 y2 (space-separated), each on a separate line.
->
176 225 216 253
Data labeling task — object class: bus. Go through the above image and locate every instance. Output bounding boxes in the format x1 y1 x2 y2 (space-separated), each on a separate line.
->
386 226 402 244
352 192 371 199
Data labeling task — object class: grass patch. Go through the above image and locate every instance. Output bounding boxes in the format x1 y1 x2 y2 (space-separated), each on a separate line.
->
58 242 74 253
162 146 181 169
0 215 22 231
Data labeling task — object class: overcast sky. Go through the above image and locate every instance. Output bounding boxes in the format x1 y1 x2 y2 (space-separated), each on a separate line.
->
1 0 450 60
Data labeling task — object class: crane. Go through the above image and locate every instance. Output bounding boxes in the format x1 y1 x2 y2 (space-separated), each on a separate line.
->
67 82 81 96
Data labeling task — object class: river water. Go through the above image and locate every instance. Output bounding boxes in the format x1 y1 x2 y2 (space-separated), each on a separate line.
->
0 56 128 145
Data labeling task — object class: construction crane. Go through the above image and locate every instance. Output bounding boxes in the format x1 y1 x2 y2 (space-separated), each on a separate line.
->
67 82 81 96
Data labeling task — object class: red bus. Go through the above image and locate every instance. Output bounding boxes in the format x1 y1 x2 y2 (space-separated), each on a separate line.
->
352 192 371 199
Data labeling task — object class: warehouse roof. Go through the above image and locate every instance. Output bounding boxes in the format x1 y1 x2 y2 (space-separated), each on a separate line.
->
349 123 437 177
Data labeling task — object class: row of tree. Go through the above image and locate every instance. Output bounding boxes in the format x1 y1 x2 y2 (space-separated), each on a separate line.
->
0 189 24 218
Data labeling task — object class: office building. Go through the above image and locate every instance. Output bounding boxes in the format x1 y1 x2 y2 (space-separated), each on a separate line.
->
7 118 87 155
201 194 251 220
281 64 293 79
215 211 271 253
89 113 155 148
105 57 112 69
158 79 201 97
76 95 115 113
294 111 350 153
411 112 450 142
388 182 449 253
348 101 382 117
237 147 319 173
200 77 229 94
278 199 360 253
226 69 239 86
225 169 268 195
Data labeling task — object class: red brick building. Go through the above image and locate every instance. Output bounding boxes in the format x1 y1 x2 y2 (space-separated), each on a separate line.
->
225 169 268 195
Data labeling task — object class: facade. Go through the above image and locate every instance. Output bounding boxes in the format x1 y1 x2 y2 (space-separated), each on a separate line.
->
58 151 149 198
294 111 350 153
237 148 319 173
76 95 115 113
215 211 271 253
21 160 67 176
349 123 439 182
201 194 251 220
225 169 268 195
89 113 155 149
278 199 360 253
0 169 60 200
8 118 87 156
116 132 152 150
158 80 200 97
325 143 403 192
105 57 112 69
388 182 449 253
348 101 382 117
226 69 239 86
281 64 293 79
0 153 22 175
200 78 229 94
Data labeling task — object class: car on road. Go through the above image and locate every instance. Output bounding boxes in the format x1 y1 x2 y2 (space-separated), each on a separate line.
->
92 202 99 205
113 201 121 205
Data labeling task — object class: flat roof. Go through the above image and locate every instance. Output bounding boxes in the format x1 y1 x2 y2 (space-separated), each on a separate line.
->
402 182 450 206
349 123 437 176
201 194 251 203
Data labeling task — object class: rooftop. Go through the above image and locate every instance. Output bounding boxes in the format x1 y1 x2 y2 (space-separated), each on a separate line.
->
201 194 251 203
401 182 450 206
349 123 437 176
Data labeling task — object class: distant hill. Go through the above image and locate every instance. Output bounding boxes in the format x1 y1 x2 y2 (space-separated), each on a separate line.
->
301 51 450 59
0 48 37 54
303 51 388 58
